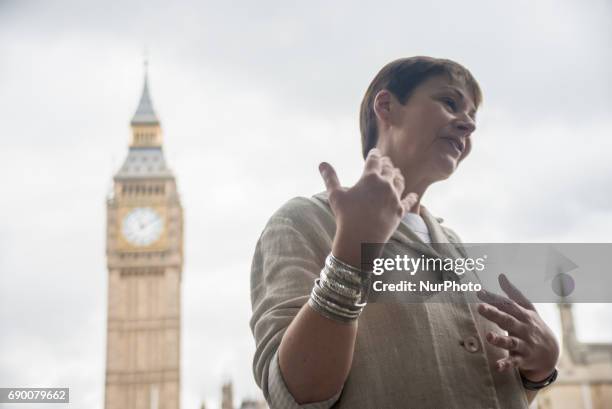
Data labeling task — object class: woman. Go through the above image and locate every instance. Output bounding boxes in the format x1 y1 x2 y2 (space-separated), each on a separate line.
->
250 56 559 408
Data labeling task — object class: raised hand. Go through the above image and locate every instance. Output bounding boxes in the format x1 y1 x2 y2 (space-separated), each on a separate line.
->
477 274 560 382
319 148 419 267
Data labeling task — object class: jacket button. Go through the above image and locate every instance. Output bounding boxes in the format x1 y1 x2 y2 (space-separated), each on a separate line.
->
462 336 480 353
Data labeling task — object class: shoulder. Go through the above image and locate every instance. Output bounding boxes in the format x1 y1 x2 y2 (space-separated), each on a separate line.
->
267 192 335 236
251 192 337 260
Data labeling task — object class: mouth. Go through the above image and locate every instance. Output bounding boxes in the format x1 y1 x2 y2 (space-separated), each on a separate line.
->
441 137 465 155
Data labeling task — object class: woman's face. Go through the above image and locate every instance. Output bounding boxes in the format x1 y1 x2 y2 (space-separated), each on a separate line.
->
376 74 477 185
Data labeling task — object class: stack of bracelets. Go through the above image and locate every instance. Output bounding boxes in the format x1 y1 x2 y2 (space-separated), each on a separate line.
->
308 253 372 323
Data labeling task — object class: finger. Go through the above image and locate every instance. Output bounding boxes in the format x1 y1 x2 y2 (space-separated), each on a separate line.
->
392 169 405 193
496 356 522 372
499 274 535 311
364 148 382 173
486 332 524 354
477 290 528 322
379 156 394 175
477 303 526 335
381 164 394 178
380 155 393 167
400 192 419 214
319 162 341 192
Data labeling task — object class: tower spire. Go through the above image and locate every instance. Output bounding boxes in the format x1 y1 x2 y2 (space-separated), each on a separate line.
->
558 303 586 364
143 47 149 84
131 54 159 126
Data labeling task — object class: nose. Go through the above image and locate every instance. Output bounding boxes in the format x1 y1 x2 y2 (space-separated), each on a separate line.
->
454 113 476 135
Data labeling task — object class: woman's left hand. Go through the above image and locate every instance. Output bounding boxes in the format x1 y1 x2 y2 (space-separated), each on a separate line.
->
477 274 560 382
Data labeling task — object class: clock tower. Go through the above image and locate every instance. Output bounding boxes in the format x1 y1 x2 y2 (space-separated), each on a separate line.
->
104 64 183 409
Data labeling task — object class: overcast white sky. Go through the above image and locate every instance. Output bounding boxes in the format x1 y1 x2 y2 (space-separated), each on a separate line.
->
1 0 611 408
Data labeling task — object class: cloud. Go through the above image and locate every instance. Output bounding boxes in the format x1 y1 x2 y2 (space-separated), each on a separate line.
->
1 1 611 408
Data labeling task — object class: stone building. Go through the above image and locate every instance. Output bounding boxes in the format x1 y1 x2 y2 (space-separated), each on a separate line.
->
238 399 268 409
536 304 612 408
221 382 234 409
203 381 267 409
104 63 184 409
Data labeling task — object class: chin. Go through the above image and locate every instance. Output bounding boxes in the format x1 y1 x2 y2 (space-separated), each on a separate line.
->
433 158 458 181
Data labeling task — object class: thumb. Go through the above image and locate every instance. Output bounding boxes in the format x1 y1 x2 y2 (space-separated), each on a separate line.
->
319 162 341 192
400 192 419 214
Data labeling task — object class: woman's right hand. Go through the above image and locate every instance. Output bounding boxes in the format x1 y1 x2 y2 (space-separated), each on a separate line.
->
319 148 419 267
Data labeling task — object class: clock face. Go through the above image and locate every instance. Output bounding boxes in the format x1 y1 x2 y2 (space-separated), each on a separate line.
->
121 207 164 247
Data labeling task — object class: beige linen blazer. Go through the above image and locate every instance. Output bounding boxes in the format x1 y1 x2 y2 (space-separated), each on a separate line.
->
250 192 530 409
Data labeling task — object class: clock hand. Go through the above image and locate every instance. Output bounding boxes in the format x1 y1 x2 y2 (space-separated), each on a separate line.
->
142 219 161 229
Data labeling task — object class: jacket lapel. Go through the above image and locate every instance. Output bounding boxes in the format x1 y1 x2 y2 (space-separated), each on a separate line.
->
390 205 462 260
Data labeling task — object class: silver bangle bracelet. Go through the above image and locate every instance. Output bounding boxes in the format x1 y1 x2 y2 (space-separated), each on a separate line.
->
309 289 363 323
311 283 365 314
308 253 372 323
323 263 363 288
327 254 373 304
320 269 362 300
313 278 363 312
326 254 367 283
308 297 357 324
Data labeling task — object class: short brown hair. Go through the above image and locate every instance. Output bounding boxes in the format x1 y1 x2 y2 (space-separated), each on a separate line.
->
359 56 483 158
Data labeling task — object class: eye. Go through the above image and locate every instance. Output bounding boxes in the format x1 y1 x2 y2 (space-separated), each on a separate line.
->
441 97 457 111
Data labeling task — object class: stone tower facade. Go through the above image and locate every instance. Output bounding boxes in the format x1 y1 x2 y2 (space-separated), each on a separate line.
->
536 304 612 408
104 65 183 409
221 382 234 409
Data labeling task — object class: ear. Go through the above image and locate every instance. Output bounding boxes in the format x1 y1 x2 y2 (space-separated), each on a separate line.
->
373 89 393 130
